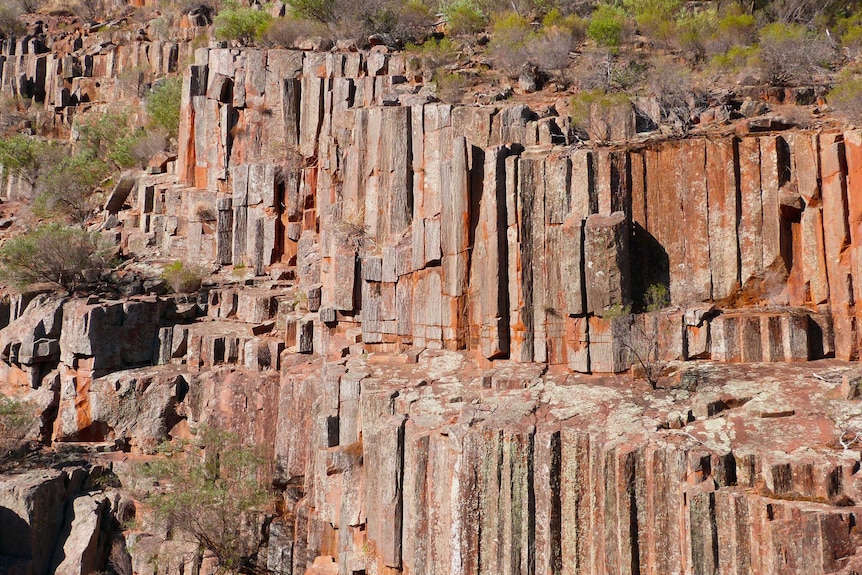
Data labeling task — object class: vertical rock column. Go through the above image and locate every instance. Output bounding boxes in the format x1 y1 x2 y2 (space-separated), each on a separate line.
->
820 133 856 359
470 145 512 359
441 136 471 349
841 129 862 356
584 211 631 373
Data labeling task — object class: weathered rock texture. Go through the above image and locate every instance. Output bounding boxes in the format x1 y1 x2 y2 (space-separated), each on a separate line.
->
2 40 862 575
109 47 862 369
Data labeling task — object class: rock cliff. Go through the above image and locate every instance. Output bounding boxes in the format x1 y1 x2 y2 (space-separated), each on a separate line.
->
1 30 862 575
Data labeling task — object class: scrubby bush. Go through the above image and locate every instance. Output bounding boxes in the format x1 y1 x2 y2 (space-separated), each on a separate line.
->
137 427 272 573
0 134 45 183
161 260 206 293
570 89 632 141
0 394 34 462
213 2 273 46
288 0 334 22
392 0 435 41
528 24 580 84
433 70 469 103
147 76 183 139
707 5 755 54
76 110 133 164
643 282 670 311
15 0 41 14
406 37 459 77
444 0 487 35
624 0 680 45
757 22 836 85
646 58 695 133
710 44 758 71
0 224 112 291
34 148 110 223
488 12 532 77
674 8 717 60
0 2 24 40
542 8 587 35
262 15 328 47
828 74 862 123
587 4 627 51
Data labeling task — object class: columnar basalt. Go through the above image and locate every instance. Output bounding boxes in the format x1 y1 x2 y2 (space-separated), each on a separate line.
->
1 38 862 575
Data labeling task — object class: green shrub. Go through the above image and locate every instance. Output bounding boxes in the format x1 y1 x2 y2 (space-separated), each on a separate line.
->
0 394 34 462
406 37 459 76
213 2 273 46
161 260 206 293
262 15 328 47
623 0 681 45
543 9 586 34
444 0 487 35
0 2 24 39
716 6 755 40
587 4 627 50
828 74 862 123
288 0 334 22
528 24 581 84
392 0 435 41
488 12 532 77
76 110 133 164
710 44 758 71
0 134 45 182
570 88 631 141
147 76 183 139
34 150 110 223
757 22 835 86
433 70 469 103
137 427 272 572
675 8 717 59
842 25 862 54
643 283 670 311
0 223 112 291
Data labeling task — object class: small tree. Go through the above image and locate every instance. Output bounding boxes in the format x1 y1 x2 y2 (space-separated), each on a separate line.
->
0 393 34 462
587 4 628 52
0 224 112 292
138 427 272 573
626 319 665 389
488 12 532 78
147 77 183 140
444 0 487 36
34 149 110 223
0 134 45 184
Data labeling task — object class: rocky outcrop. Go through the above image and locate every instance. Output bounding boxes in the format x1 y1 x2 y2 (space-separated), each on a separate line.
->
278 352 862 575
0 466 119 575
93 46 862 371
4 35 862 575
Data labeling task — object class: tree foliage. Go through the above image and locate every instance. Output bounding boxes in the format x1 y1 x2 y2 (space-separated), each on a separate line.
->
147 77 183 140
0 393 34 462
213 2 273 46
138 427 272 573
34 149 110 223
0 223 112 291
0 134 45 182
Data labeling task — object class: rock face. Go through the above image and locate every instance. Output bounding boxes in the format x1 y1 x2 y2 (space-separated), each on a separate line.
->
3 37 862 575
0 467 115 575
94 46 862 368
